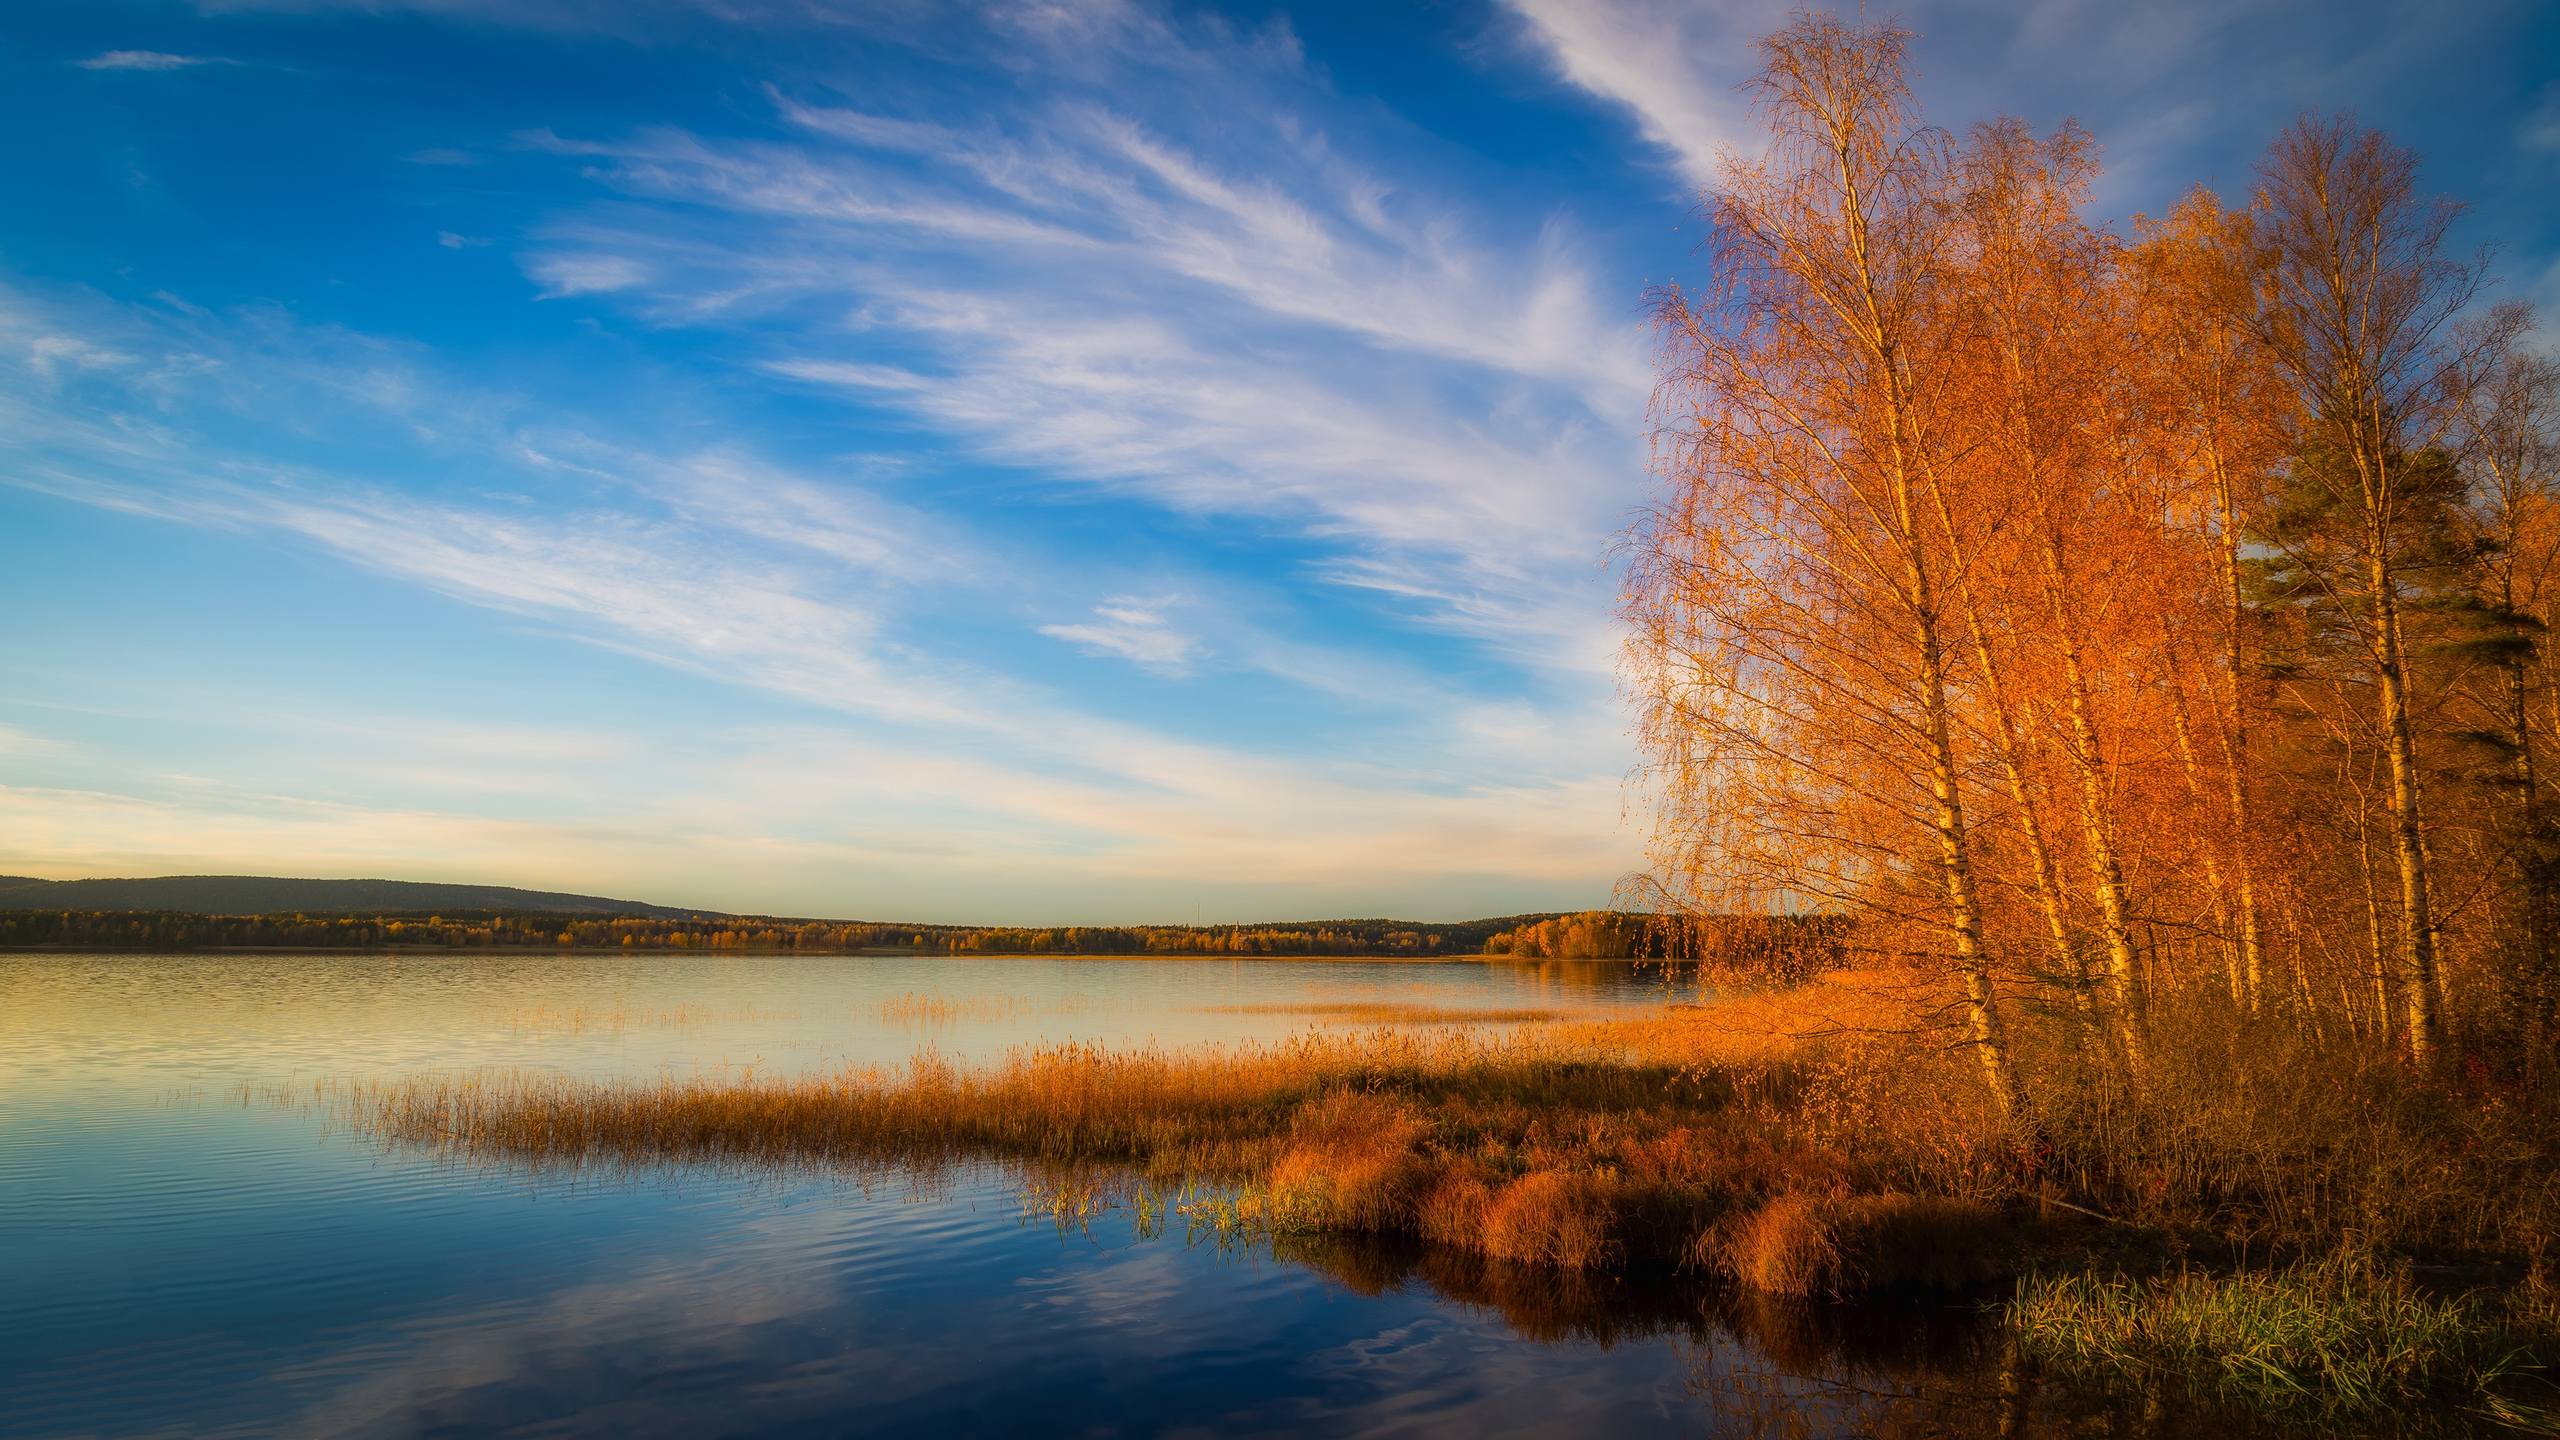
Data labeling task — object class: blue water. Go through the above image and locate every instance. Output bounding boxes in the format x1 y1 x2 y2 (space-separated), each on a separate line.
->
0 952 2124 1438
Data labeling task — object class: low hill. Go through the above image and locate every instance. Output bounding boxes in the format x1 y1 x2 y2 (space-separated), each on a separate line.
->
0 875 704 919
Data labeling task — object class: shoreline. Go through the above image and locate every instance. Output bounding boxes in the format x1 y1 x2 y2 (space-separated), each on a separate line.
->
317 981 2557 1436
0 945 1664 962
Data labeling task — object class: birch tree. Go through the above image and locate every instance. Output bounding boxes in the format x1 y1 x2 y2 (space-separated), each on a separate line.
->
2242 117 2491 1061
1630 16 2024 1115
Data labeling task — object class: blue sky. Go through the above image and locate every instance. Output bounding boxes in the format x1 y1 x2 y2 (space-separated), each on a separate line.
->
4 0 2556 922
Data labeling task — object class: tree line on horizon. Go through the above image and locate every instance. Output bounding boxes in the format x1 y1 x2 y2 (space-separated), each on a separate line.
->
0 905 1872 976
0 908 1645 957
1626 16 2559 1115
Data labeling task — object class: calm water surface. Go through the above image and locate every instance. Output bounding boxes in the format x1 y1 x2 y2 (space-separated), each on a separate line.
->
2 952 2152 1439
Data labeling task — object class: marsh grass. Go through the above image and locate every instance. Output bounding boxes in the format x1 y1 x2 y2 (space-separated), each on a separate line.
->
326 976 2053 1289
332 1021 1971 1282
1711 1191 2013 1297
2009 1255 2558 1431
338 966 2560 1355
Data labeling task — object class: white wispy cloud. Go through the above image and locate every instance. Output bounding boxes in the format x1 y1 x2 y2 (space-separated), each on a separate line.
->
1495 0 1777 190
1040 596 1199 674
1493 0 2529 217
27 335 134 382
0 723 72 758
517 15 1649 670
0 742 1629 920
765 294 1599 570
0 281 1638 913
4 4 1672 915
698 91 1650 401
2525 84 2560 153
74 50 236 72
526 252 651 298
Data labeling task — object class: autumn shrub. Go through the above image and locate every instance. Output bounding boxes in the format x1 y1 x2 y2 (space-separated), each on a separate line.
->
1263 1088 1430 1231
1711 1191 2012 1296
1415 1166 1498 1251
1698 967 2560 1264
1715 1192 1843 1295
2017 991 2560 1259
1482 1170 1617 1268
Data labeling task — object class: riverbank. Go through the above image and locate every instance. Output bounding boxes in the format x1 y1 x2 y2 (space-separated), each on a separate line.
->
332 969 2559 1434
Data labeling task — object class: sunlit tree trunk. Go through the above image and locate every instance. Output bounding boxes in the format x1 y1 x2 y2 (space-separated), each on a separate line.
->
2209 454 2270 1011
1628 17 2024 1118
2367 539 2444 1057
2041 536 2149 1066
1952 118 2150 1065
1928 487 2094 1025
1903 491 2026 1115
2355 790 2404 1048
2161 673 2245 1004
1864 239 2023 1116
2133 192 2277 1014
2248 118 2487 1062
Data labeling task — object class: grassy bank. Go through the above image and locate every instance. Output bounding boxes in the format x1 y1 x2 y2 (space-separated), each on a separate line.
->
345 973 2000 1279
333 969 2560 1432
2009 1256 2557 1432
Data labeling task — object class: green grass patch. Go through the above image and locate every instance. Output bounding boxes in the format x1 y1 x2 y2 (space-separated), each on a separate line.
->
2008 1253 2557 1432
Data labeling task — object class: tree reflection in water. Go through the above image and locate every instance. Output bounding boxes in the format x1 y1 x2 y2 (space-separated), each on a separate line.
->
1273 1227 2291 1440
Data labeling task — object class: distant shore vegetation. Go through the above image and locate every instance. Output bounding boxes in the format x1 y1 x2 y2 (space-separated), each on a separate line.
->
0 906 1697 958
0 905 1872 967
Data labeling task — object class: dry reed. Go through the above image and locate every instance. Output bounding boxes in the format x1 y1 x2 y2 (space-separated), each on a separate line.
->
332 1021 1930 1283
343 968 2560 1323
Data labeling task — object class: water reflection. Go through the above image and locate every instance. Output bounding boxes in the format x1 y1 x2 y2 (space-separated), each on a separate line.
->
0 952 2270 1438
1275 1231 2280 1439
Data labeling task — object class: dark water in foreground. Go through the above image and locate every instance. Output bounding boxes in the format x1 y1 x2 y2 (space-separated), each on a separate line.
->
1 952 2188 1438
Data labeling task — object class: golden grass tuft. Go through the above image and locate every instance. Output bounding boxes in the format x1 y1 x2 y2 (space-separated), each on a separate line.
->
1714 1191 2012 1296
1264 1088 1430 1230
1716 1192 1843 1295
1482 1170 1616 1268
1416 1169 1498 1251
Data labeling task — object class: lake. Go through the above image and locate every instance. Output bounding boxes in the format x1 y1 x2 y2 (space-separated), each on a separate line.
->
2 951 2166 1438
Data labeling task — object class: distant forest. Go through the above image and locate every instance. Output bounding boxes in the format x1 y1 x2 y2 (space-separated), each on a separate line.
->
0 908 1564 957
0 906 1852 965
